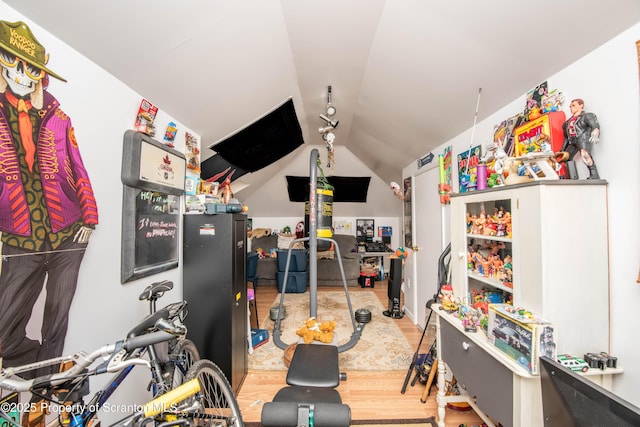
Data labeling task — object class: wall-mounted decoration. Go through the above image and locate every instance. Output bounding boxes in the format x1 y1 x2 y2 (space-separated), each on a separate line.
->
356 219 375 243
134 98 158 136
637 40 640 79
0 19 99 377
164 121 177 147
184 131 200 197
121 130 186 283
403 177 412 247
417 152 434 169
457 145 481 193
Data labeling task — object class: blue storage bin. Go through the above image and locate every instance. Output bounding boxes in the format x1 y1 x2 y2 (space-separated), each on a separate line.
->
277 271 309 293
277 249 308 272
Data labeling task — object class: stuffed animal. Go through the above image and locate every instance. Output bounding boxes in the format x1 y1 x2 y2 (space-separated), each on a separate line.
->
255 247 269 259
296 317 337 344
250 228 272 239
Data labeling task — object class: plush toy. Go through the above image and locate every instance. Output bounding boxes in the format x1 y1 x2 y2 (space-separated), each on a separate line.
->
255 247 269 259
250 228 272 239
296 317 337 344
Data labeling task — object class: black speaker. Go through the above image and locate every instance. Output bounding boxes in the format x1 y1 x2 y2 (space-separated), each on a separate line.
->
384 257 404 319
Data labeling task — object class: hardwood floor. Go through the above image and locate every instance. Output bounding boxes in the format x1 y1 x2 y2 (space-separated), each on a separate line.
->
237 280 484 426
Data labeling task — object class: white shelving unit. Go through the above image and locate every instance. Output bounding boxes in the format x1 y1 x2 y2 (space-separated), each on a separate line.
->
435 181 612 427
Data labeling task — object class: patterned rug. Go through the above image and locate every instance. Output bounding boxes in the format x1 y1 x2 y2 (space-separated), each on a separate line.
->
248 291 414 371
245 418 437 427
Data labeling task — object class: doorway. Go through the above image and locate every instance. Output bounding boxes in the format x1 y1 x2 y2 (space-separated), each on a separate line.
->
412 167 449 329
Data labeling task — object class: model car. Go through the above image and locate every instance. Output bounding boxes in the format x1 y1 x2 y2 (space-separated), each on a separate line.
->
557 354 590 373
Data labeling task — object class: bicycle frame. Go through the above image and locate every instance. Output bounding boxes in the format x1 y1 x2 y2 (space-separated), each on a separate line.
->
0 328 181 427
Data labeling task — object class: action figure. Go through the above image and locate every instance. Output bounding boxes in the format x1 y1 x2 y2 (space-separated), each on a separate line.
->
561 98 601 179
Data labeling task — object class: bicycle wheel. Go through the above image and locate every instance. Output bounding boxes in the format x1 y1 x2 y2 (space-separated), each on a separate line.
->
170 339 201 388
184 359 243 427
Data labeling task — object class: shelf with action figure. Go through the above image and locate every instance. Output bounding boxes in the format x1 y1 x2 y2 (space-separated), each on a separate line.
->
433 180 611 427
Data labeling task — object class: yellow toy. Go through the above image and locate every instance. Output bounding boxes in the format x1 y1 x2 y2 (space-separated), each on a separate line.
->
296 317 337 344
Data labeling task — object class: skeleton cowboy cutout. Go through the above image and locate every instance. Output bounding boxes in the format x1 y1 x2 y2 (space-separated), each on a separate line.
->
0 21 98 375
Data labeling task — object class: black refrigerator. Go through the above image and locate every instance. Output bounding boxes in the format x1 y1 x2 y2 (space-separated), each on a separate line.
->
182 213 248 393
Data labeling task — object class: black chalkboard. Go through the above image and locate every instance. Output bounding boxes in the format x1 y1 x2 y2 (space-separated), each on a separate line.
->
121 186 180 283
121 186 181 283
135 190 179 268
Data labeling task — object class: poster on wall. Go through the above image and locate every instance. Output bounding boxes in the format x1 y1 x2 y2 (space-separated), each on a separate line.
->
457 145 481 193
0 21 100 421
403 177 412 247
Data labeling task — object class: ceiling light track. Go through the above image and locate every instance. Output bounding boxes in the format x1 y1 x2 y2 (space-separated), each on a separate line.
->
319 85 339 168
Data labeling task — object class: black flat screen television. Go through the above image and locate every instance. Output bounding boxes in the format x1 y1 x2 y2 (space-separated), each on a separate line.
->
286 176 371 202
207 97 304 173
539 356 640 426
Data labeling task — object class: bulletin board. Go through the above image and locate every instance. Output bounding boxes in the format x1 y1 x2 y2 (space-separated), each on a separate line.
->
121 130 186 283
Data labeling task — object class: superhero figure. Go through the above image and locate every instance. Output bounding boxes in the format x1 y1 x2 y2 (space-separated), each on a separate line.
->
561 98 601 179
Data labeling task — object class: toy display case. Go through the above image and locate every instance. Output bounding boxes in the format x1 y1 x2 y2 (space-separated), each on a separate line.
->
450 181 609 356
435 181 612 427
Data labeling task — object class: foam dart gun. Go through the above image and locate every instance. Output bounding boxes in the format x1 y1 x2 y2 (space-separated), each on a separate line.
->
438 154 451 204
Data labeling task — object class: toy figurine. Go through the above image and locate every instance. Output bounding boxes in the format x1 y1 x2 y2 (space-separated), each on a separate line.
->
439 285 458 312
561 99 601 179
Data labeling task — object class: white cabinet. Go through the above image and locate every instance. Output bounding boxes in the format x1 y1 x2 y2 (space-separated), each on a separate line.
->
450 181 609 356
435 181 611 427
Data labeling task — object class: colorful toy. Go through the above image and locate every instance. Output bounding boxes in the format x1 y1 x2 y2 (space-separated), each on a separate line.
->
438 153 451 204
395 247 408 260
557 354 590 373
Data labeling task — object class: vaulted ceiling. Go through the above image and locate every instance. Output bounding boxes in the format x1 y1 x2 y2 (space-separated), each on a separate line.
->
5 0 639 199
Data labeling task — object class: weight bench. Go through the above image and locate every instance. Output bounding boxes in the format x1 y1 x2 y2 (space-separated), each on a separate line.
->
261 344 351 427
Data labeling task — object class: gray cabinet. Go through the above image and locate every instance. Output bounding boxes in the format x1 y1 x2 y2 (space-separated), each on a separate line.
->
183 213 248 393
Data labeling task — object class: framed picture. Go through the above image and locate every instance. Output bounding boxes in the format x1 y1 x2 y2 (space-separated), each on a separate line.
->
356 219 375 243
403 177 412 247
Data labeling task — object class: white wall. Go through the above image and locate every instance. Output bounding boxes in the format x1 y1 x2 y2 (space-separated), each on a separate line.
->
403 24 640 406
242 144 404 219
249 216 401 252
0 3 201 421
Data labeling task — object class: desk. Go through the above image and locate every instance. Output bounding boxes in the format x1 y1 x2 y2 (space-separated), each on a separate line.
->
359 251 393 279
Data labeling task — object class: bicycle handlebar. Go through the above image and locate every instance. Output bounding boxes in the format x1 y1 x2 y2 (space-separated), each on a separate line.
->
0 329 177 393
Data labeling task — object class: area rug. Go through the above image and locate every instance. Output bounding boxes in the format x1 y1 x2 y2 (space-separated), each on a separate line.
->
350 418 437 426
245 418 436 427
248 291 414 371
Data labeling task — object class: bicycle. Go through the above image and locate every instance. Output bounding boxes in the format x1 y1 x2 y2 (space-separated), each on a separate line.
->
0 313 243 427
137 281 243 426
0 319 185 427
136 280 200 394
111 377 202 427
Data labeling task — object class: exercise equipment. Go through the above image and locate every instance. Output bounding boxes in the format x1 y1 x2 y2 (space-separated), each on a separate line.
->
273 148 365 352
262 149 361 427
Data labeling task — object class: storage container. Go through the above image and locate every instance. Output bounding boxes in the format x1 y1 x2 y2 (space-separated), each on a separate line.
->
277 249 308 272
359 271 376 288
277 271 309 293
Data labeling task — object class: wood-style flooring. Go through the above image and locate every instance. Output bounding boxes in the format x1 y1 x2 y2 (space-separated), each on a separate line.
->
237 280 484 426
